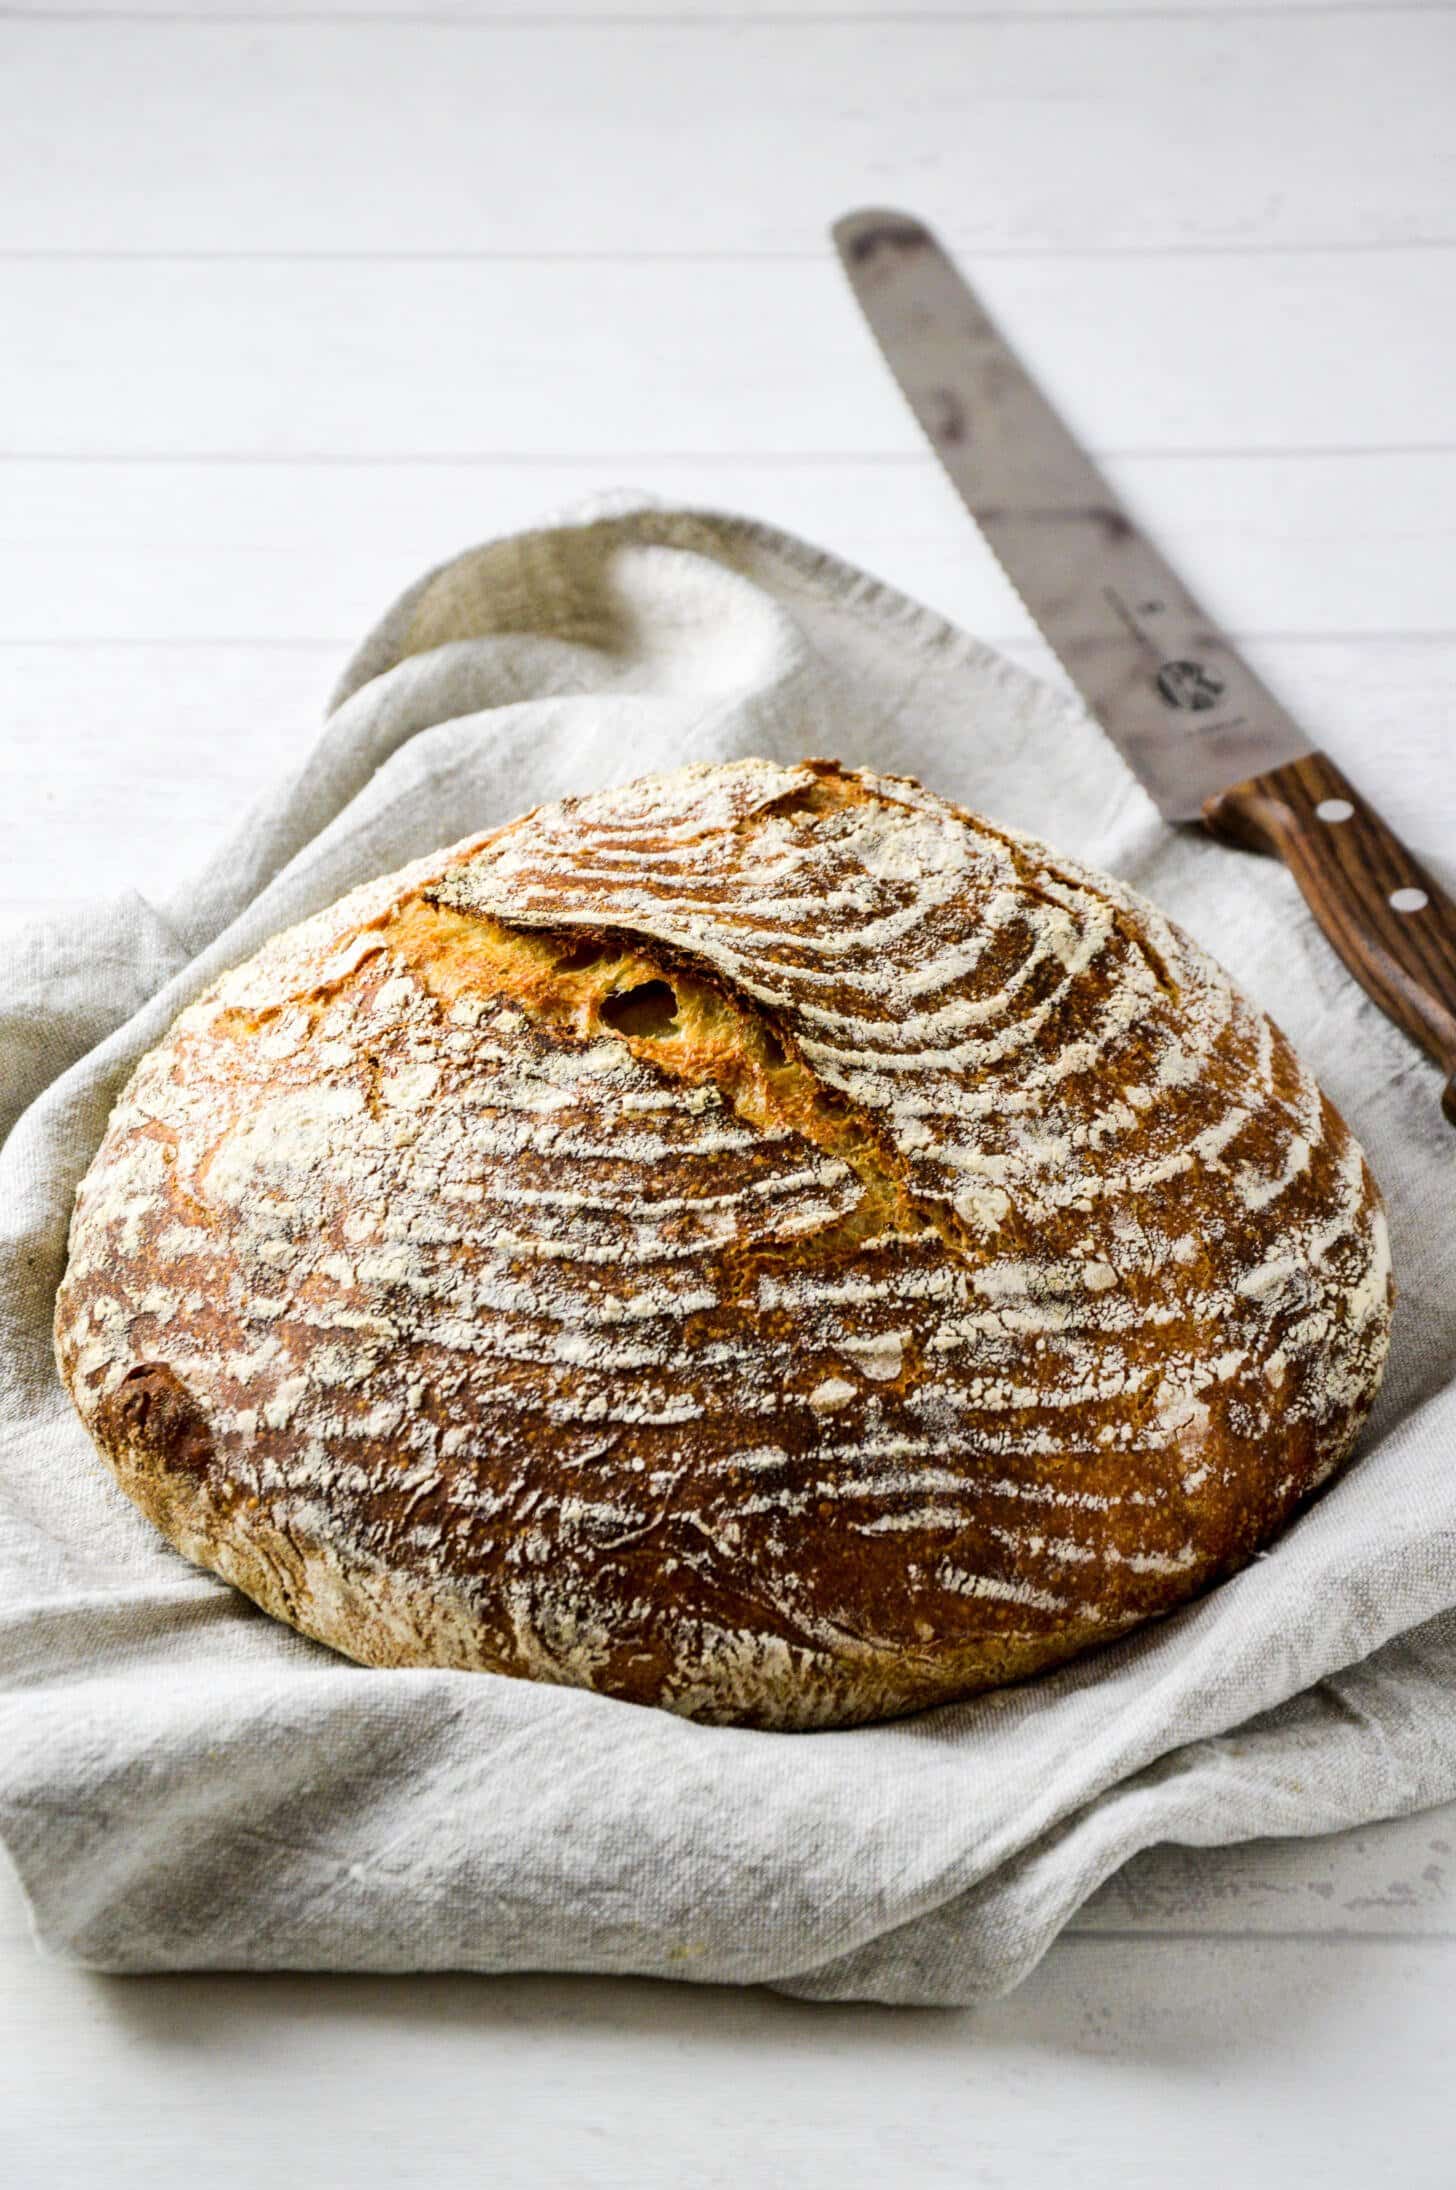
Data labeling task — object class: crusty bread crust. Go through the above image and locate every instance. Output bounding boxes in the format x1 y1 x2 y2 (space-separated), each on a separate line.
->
54 759 1392 1727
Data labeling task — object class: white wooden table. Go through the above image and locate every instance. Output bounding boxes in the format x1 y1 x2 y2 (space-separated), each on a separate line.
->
4 4 1455 2181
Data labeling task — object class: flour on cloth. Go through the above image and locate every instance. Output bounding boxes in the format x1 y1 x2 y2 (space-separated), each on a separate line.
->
2 503 1453 2005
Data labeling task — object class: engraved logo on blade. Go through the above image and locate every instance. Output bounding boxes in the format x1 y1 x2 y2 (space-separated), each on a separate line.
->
1156 660 1225 712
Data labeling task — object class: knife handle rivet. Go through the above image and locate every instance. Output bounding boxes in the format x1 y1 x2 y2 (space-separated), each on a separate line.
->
1315 798 1355 825
1389 887 1430 915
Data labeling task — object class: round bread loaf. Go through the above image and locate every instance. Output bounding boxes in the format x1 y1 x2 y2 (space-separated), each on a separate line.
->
55 758 1392 1728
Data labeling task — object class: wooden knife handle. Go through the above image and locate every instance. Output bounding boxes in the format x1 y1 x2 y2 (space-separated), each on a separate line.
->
1202 750 1456 1126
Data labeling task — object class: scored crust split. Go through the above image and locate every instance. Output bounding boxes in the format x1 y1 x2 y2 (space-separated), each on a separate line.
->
54 759 1392 1728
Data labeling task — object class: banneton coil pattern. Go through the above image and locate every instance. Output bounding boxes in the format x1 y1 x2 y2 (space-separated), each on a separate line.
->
55 759 1392 1727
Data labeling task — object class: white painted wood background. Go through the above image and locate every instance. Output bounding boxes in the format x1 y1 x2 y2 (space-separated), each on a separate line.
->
3 2 1455 2182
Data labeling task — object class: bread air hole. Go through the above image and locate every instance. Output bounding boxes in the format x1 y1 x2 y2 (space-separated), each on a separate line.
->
768 785 836 820
555 939 607 973
601 980 681 1039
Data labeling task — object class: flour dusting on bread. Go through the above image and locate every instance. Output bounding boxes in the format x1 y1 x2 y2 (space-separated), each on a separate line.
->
54 759 1392 1727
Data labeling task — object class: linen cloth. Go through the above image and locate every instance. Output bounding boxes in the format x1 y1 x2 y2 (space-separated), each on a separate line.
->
2 504 1454 2008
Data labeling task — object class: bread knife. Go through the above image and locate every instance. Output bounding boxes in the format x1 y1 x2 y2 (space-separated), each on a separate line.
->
832 206 1456 1126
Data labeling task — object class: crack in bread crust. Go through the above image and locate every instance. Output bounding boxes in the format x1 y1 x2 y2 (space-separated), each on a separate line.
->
54 758 1393 1728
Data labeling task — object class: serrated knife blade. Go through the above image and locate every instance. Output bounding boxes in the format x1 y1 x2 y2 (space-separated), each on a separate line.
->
831 206 1456 1124
832 206 1312 821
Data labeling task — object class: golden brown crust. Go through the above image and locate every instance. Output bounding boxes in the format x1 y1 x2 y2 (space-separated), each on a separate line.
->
54 759 1393 1727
